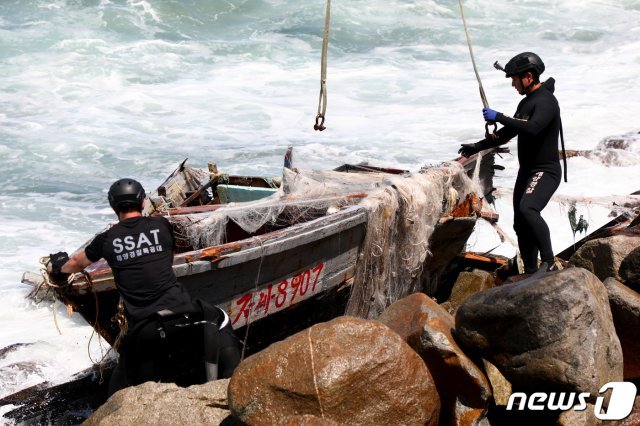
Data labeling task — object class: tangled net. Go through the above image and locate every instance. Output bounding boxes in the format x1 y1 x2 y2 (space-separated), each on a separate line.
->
81 159 479 321
345 162 477 318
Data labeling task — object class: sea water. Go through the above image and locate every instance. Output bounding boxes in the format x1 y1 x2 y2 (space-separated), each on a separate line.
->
1 0 639 409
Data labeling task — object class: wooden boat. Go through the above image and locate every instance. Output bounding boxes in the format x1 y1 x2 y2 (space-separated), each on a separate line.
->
8 149 498 424
23 147 498 346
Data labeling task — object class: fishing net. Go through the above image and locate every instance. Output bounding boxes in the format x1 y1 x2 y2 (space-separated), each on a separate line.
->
345 161 477 319
145 159 478 319
166 167 387 250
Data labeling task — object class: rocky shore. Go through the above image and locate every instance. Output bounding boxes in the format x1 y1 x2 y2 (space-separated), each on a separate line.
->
85 224 640 425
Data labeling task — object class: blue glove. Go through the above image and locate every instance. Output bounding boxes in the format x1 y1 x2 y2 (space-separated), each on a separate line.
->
482 107 499 122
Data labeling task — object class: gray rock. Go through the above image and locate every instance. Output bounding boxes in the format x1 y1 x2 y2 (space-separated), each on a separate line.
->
84 379 232 425
569 234 640 282
558 395 640 426
455 268 623 395
619 246 640 287
603 277 640 379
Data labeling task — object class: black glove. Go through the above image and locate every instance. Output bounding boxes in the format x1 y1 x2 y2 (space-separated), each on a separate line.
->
458 142 481 158
47 251 70 284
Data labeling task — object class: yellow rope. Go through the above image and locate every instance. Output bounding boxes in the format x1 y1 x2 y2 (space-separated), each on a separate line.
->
457 0 489 108
52 299 62 335
307 325 325 418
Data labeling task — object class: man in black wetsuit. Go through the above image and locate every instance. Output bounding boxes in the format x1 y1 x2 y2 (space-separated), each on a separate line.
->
459 52 566 274
47 178 240 395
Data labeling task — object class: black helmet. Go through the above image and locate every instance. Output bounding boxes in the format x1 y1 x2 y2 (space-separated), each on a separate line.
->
108 178 145 213
503 52 545 78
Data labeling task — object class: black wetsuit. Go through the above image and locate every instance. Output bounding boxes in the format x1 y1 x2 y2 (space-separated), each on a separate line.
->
85 216 240 394
477 78 562 272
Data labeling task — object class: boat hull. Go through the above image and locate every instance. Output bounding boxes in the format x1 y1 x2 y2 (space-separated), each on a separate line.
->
54 207 368 349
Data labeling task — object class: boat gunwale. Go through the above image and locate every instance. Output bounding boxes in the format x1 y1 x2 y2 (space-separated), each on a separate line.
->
50 204 369 292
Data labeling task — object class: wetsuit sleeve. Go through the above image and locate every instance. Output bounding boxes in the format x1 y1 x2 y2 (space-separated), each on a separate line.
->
84 232 107 262
495 100 558 135
477 125 518 150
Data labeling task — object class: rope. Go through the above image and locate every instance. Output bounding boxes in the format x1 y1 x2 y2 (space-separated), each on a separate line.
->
457 0 489 108
81 271 111 384
314 0 331 131
307 325 325 418
240 236 266 360
111 299 128 353
52 299 62 335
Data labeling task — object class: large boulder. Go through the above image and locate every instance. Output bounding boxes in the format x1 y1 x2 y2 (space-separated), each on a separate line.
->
278 415 339 425
84 379 232 425
569 234 640 282
378 292 491 425
455 267 623 395
557 395 640 426
228 316 440 425
603 277 640 379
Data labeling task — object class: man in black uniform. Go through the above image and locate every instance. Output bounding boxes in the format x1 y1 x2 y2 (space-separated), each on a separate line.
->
459 52 565 274
47 178 240 395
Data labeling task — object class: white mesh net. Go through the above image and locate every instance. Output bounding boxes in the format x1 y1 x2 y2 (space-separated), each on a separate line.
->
345 161 477 318
147 160 478 319
166 166 392 250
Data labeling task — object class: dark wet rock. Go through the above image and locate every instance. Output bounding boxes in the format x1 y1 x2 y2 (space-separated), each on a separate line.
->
603 277 640 379
0 361 44 391
455 268 623 395
569 235 640 282
84 379 232 425
619 246 640 287
562 131 640 166
378 292 490 425
0 343 32 360
441 269 495 316
228 316 440 426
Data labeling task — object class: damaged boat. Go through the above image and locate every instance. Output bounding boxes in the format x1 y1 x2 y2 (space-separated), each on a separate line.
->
7 148 498 423
23 150 496 350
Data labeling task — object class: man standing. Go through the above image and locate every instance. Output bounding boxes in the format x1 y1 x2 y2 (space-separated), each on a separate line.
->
47 178 240 395
459 52 565 274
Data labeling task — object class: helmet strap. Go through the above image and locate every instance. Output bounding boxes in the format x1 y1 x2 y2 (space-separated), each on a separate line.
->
520 73 537 94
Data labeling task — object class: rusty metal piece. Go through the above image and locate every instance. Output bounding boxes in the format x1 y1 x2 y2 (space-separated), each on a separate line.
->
451 193 482 218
